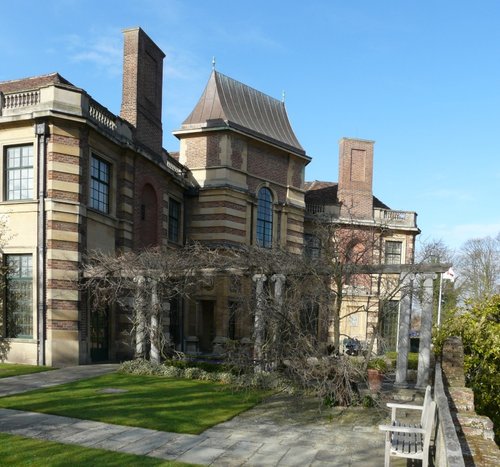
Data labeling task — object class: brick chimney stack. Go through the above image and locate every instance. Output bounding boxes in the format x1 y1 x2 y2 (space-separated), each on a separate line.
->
337 138 374 220
121 27 165 156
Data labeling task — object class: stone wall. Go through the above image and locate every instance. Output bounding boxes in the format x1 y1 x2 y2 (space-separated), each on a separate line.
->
441 336 499 466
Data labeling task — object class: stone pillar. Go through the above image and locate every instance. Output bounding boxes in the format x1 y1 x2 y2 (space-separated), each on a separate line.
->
395 273 414 387
416 273 436 388
271 274 285 306
252 274 267 369
271 274 285 366
150 279 160 364
133 275 147 359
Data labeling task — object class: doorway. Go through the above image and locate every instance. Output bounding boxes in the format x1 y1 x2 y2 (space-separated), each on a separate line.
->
90 306 110 362
199 300 215 353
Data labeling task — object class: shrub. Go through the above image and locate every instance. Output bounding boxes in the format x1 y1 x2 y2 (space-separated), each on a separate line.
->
434 295 500 444
384 351 419 370
367 357 388 373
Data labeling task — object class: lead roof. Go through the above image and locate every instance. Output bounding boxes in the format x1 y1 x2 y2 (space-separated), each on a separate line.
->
180 71 307 158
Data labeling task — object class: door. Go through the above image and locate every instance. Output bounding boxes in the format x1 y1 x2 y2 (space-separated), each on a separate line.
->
91 306 110 362
199 300 215 353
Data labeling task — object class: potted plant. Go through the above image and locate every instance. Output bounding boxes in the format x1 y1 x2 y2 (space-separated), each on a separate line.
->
367 357 388 392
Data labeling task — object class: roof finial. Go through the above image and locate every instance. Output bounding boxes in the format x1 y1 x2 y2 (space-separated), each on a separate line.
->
282 90 286 104
212 56 216 70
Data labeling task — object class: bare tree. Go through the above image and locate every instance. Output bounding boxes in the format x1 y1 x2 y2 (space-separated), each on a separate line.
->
82 243 224 363
457 234 500 302
416 238 458 322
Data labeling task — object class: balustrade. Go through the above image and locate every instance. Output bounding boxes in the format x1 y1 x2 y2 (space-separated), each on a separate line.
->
88 99 117 131
3 90 40 109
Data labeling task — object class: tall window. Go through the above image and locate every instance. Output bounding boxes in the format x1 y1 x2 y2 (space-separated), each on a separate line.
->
304 234 321 259
168 198 181 243
256 187 273 248
385 240 402 264
5 254 33 338
90 155 110 213
6 145 34 200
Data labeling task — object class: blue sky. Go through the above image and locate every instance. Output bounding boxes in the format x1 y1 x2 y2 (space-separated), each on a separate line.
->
1 0 499 250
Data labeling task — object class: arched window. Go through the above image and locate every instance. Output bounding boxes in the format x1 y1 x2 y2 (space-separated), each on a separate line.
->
256 187 273 248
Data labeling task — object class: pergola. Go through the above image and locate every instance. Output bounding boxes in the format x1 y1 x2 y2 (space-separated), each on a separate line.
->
355 263 452 388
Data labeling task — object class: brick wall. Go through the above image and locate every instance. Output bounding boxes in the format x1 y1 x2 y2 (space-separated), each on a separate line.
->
337 138 374 219
441 336 500 465
120 27 165 156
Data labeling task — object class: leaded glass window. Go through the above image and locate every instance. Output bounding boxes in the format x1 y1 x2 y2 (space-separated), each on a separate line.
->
168 198 181 243
6 254 33 339
256 187 273 248
6 145 34 200
385 240 402 264
90 155 110 213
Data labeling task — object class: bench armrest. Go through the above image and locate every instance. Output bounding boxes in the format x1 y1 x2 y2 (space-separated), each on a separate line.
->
386 402 424 411
379 424 425 434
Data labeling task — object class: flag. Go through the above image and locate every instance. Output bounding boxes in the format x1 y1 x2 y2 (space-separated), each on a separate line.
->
443 267 456 282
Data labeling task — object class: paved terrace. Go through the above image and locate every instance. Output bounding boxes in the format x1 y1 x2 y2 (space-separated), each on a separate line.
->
0 365 404 467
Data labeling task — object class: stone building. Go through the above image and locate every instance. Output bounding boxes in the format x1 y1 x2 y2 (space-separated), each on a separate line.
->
304 138 420 352
0 27 419 366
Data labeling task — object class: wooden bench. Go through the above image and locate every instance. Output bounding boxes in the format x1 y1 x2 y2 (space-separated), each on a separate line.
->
379 386 436 467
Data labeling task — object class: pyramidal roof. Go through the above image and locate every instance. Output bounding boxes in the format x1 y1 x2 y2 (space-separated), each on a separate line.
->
177 71 307 158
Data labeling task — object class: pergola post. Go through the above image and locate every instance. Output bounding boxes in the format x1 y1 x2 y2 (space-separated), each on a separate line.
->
416 273 437 388
150 279 160 364
133 275 147 359
395 273 414 387
252 274 267 370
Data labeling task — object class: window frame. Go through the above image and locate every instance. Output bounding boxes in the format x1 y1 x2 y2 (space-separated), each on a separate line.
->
5 254 33 339
256 187 273 248
5 144 34 201
89 153 111 214
168 197 181 243
385 240 403 265
304 233 321 259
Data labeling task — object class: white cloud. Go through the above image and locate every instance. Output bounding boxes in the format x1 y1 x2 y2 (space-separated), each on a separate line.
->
63 31 122 77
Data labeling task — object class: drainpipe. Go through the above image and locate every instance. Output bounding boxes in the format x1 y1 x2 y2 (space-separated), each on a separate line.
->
35 121 49 366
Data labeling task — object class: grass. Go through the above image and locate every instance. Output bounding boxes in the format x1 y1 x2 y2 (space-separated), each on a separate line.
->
0 432 199 466
0 373 268 434
0 363 54 378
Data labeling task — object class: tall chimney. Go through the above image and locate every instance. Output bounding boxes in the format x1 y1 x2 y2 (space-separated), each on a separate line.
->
337 138 374 220
121 27 165 156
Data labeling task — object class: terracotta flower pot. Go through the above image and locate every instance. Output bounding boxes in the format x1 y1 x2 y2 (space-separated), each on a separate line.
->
367 368 384 392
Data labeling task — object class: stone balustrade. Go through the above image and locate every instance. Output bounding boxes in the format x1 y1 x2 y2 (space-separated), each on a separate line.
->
88 98 117 131
3 90 40 109
373 207 418 228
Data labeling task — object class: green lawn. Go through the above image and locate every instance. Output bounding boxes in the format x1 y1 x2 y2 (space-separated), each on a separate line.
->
0 433 199 466
0 373 268 434
0 363 54 378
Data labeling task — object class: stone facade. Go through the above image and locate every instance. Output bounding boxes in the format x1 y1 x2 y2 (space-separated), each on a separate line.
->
0 27 420 366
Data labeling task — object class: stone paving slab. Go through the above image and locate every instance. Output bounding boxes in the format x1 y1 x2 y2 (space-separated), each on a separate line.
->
0 364 118 397
0 366 393 466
